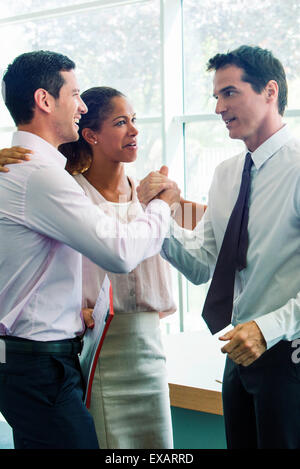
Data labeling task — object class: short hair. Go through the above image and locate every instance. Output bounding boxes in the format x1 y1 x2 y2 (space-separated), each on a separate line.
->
59 86 125 174
2 50 75 125
207 45 288 116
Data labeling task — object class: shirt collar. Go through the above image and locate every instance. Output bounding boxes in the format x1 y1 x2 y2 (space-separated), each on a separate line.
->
248 124 292 170
12 130 67 168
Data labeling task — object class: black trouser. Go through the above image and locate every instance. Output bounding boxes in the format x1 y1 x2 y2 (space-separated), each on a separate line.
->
222 340 300 449
0 337 99 449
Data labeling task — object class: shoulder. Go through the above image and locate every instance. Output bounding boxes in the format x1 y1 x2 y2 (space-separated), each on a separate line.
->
212 152 244 181
0 155 51 192
283 136 300 157
26 164 85 196
276 137 300 173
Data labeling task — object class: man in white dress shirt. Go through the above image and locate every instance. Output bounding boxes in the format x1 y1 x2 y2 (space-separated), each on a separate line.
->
137 45 300 448
0 50 179 449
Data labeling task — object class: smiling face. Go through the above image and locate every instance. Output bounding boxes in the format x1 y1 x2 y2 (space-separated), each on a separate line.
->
52 70 88 146
213 65 273 151
93 96 138 163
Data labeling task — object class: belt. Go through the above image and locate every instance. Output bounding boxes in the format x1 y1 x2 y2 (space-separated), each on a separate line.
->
0 336 83 355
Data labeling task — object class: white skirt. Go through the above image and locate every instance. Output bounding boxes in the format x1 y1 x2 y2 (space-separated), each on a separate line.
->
88 312 173 449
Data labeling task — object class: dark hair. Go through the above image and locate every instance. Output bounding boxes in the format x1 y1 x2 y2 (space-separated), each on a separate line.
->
207 45 288 116
59 86 125 174
2 50 75 125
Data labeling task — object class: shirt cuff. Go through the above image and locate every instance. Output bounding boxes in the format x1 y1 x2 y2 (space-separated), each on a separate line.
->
254 313 284 350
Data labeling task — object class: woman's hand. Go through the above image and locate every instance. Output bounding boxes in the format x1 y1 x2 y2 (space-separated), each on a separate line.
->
0 146 32 172
136 166 175 205
82 308 95 329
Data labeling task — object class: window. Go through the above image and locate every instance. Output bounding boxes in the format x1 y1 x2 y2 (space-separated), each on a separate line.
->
0 0 299 334
181 0 300 332
0 0 161 128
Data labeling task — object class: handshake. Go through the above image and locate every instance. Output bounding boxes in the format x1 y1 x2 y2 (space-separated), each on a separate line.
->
136 165 181 211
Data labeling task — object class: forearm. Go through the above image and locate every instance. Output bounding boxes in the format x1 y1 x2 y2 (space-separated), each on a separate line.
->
26 167 171 274
161 236 211 285
161 214 217 285
172 198 207 230
254 294 300 350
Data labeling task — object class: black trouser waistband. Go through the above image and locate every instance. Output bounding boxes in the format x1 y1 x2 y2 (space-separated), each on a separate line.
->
0 336 83 355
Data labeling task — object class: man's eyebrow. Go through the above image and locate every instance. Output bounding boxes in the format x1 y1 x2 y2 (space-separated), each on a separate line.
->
213 85 237 98
72 88 80 93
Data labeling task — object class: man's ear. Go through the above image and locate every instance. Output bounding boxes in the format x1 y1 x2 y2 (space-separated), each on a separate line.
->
33 88 54 114
265 80 279 104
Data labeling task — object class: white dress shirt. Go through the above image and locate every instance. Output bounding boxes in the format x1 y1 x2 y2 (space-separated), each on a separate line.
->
162 125 300 349
74 174 176 317
0 131 170 341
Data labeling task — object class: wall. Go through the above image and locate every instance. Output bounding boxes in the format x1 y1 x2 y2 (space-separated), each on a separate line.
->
171 407 226 449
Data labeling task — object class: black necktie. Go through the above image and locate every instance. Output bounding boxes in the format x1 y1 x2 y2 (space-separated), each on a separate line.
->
202 152 253 334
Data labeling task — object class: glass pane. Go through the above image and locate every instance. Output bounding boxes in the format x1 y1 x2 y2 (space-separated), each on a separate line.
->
0 130 15 148
0 0 110 18
0 102 14 128
183 0 300 114
125 122 162 181
284 115 300 134
0 0 161 122
185 282 209 332
184 120 244 203
183 120 244 331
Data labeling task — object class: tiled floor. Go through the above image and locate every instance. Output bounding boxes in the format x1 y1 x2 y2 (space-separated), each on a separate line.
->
0 414 14 449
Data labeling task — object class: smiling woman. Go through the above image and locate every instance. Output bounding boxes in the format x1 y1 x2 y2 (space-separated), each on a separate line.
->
79 91 139 177
57 86 177 449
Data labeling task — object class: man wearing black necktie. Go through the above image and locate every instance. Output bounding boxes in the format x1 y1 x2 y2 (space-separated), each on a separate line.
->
137 45 300 448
